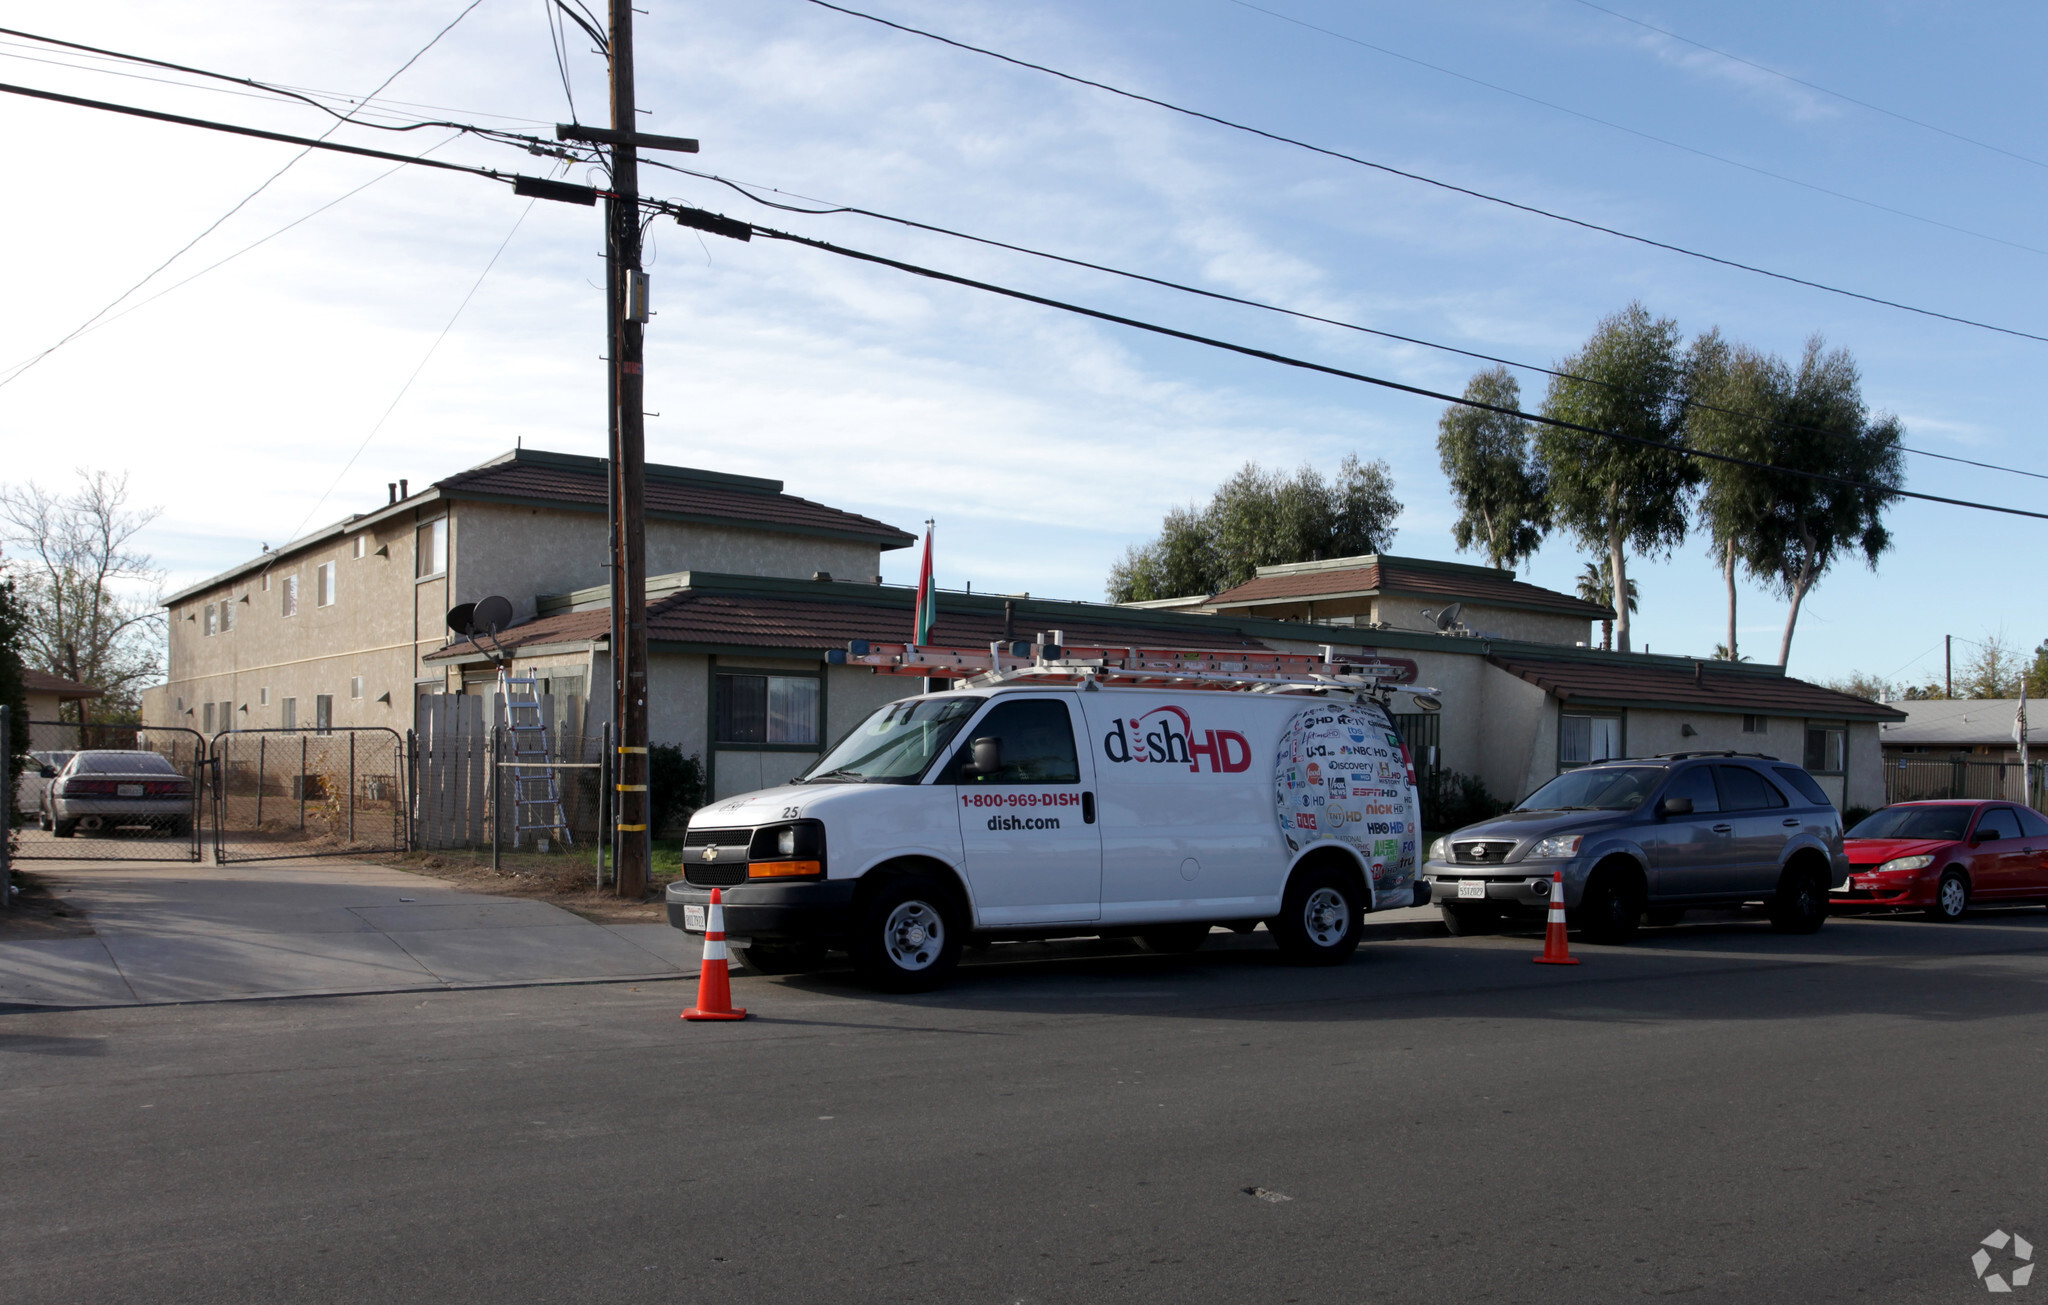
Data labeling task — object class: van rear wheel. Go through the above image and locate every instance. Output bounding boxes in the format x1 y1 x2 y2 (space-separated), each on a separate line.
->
1270 863 1364 965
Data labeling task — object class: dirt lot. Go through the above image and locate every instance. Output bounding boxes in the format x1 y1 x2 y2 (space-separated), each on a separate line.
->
0 867 96 939
377 851 678 925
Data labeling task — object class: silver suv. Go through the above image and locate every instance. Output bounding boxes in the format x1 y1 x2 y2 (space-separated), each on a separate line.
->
1420 752 1846 942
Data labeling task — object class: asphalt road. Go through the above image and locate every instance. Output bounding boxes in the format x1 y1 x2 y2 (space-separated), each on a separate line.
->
6 906 2047 1304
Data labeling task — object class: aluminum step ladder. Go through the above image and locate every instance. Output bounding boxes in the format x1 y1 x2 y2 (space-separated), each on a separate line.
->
499 669 572 850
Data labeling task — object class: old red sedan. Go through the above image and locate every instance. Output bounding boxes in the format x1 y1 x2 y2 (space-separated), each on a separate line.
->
1836 800 2048 920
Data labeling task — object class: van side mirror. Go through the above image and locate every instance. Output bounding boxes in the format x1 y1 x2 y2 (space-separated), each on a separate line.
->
1658 796 1694 817
960 736 1002 779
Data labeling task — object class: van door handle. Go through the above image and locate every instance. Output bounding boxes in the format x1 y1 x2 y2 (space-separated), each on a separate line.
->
1082 791 1095 824
1712 823 1733 833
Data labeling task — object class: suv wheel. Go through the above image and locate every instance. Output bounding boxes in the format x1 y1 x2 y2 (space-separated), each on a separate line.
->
1270 863 1364 965
851 875 962 992
1439 903 1500 936
1768 867 1829 934
1922 870 1969 923
1576 867 1642 944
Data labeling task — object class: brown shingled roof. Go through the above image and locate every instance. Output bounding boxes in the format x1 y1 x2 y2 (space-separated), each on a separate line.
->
436 454 914 548
23 669 101 699
427 588 1272 662
1209 557 1610 619
1488 653 1905 720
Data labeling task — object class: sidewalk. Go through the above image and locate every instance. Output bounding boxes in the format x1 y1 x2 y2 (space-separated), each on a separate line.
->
0 859 698 1009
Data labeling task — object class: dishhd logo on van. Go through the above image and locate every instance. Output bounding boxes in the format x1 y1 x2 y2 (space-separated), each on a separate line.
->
1102 705 1252 774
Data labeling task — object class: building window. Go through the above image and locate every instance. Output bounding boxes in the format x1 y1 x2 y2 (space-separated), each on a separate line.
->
202 702 215 732
353 536 367 559
317 562 336 607
203 604 218 637
260 572 270 592
417 518 448 578
281 574 299 617
281 698 297 731
1804 725 1846 774
315 695 333 735
1741 714 1766 734
220 700 233 730
222 598 236 631
259 687 270 707
1560 712 1622 767
350 676 364 700
715 674 820 746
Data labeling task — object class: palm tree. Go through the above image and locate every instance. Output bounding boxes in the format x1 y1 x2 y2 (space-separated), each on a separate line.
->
1576 561 1638 652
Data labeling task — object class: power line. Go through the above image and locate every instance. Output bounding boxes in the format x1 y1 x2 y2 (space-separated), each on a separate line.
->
0 1 492 392
660 202 2046 521
1569 0 2048 175
799 0 2048 345
643 159 2048 485
1221 0 2048 262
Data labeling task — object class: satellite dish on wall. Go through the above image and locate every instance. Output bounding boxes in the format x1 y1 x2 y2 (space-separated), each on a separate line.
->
471 595 514 635
445 602 477 636
1433 601 1464 631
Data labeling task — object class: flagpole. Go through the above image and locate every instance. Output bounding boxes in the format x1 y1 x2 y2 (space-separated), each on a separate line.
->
2018 684 2032 810
914 519 938 694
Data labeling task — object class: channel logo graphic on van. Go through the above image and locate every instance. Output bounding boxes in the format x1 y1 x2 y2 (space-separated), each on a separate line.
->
1102 704 1252 774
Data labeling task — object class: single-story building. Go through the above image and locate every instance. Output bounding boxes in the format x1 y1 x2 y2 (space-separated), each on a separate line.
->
424 569 1902 810
1877 698 2044 809
23 668 102 724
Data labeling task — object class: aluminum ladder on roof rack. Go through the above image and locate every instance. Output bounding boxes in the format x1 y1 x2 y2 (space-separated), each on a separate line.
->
498 668 572 850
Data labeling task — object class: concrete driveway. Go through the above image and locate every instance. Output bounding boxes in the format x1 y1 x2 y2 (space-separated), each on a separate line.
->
0 859 699 1008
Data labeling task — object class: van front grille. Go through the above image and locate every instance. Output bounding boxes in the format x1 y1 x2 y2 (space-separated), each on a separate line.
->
682 826 753 888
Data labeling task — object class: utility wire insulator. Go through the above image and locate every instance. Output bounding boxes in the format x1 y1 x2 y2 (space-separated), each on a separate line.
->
672 206 752 242
556 123 699 153
514 175 599 205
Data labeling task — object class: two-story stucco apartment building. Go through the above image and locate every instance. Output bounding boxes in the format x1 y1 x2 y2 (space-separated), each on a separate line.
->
142 447 914 740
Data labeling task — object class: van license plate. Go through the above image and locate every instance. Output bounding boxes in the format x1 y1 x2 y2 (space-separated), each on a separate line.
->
1457 880 1486 899
682 904 706 931
117 784 143 797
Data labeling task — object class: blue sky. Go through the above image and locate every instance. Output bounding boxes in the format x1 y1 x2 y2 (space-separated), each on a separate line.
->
1 0 2041 689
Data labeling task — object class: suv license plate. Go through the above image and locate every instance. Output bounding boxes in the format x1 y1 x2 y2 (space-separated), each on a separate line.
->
682 904 707 931
117 784 143 797
1458 880 1486 899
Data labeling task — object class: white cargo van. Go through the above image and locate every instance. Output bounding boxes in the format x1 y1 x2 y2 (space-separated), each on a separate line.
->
666 642 1436 990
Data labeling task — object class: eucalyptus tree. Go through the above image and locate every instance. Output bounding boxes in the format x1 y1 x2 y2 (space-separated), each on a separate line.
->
1437 366 1548 569
1536 303 1698 652
1684 329 1789 663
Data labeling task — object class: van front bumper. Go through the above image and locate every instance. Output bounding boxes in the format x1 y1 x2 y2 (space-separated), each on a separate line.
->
666 879 858 942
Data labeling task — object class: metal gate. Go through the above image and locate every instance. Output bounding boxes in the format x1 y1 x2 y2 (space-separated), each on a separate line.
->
12 720 206 862
209 727 407 862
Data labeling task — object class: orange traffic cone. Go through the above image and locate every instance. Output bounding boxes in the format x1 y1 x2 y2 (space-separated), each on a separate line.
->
1533 870 1580 966
683 888 749 1021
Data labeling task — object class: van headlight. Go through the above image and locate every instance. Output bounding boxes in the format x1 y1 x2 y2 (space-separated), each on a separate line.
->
1529 834 1584 859
1427 836 1448 863
1875 854 1934 875
747 820 826 879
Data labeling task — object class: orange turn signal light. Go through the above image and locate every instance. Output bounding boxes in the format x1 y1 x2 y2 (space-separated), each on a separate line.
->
748 859 822 880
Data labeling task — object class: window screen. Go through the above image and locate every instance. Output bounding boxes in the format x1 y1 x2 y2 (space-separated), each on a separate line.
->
317 563 335 607
203 604 217 636
202 702 215 733
1560 713 1622 766
281 575 299 617
1803 726 1845 773
417 519 448 577
281 698 297 731
953 699 1080 785
714 674 819 745
222 598 235 631
315 695 333 734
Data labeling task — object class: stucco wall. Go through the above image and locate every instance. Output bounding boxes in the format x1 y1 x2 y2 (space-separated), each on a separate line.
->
454 502 884 625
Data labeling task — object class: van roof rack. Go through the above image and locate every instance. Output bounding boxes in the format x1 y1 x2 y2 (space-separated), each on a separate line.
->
824 638 1441 705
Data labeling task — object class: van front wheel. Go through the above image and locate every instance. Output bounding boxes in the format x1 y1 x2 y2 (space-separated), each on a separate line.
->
1270 864 1364 966
851 875 963 992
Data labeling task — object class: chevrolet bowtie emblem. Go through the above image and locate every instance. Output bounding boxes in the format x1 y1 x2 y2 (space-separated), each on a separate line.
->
701 847 719 861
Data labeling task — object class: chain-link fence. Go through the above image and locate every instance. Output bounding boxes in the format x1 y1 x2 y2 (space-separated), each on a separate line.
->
1886 757 2045 811
211 728 407 862
415 722 616 881
12 721 206 862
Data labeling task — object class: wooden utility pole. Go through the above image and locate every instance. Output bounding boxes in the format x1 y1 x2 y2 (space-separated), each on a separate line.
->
608 0 651 897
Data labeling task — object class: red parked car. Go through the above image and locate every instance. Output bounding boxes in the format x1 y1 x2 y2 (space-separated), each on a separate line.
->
1836 800 2048 921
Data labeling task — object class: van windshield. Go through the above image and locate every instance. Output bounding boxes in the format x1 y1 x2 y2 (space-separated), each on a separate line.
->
1515 766 1663 812
796 696 981 785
